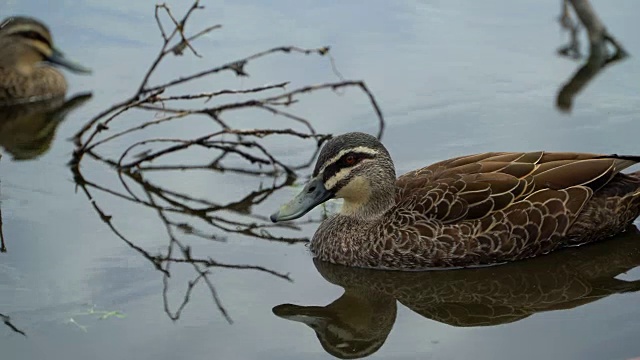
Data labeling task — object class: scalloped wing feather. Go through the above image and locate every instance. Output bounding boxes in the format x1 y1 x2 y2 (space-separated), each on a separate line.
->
396 152 638 222
388 152 640 266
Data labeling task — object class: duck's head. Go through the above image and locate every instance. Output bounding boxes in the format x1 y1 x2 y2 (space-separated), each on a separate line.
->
0 16 91 75
271 132 396 222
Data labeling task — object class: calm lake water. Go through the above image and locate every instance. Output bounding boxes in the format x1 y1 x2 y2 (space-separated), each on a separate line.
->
2 1 640 359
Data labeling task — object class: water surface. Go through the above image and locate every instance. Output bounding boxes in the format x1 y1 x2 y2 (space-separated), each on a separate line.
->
1 1 640 359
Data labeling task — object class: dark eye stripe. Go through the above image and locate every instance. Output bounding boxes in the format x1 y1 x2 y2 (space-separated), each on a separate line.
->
17 30 52 48
322 152 375 182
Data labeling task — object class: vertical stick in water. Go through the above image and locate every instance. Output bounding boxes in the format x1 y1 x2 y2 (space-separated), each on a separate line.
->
0 155 5 252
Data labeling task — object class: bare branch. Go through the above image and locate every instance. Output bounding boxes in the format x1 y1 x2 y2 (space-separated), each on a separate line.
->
71 0 384 324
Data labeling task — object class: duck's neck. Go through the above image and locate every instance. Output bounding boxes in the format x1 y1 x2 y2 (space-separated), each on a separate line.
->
339 179 396 220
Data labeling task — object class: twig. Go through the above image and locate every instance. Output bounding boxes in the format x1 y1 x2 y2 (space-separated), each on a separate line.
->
152 82 289 103
143 46 332 94
167 257 292 280
0 313 26 336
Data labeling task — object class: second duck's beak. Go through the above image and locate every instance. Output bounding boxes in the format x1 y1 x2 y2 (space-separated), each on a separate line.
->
270 176 334 222
47 47 92 74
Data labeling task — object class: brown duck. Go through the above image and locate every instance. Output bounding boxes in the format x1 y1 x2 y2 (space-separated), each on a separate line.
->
0 16 91 105
271 132 640 270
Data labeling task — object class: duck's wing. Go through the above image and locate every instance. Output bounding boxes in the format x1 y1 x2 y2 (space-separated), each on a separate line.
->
395 151 640 224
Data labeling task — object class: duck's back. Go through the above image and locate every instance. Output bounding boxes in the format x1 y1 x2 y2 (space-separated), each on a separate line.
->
365 151 640 269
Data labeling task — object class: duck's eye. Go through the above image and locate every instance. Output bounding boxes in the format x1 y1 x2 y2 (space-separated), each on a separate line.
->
344 155 356 166
23 31 39 39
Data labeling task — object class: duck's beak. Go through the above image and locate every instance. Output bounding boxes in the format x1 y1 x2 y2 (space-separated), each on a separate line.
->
47 47 92 74
270 176 334 222
272 304 331 325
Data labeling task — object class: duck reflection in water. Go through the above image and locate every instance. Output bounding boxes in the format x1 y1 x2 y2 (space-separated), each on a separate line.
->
0 93 91 160
273 227 640 359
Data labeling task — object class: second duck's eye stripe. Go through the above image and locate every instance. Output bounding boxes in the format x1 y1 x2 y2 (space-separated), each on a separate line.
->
4 24 53 48
20 30 51 47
